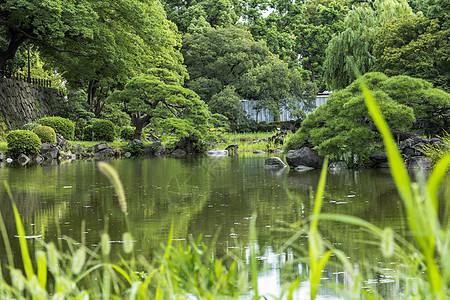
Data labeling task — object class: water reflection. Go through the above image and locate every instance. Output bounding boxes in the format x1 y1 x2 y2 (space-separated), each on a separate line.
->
0 155 448 297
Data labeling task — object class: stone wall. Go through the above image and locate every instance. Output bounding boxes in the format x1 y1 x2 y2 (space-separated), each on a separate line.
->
0 77 65 138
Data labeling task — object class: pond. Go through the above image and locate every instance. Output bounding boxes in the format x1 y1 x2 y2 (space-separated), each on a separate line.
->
0 155 447 298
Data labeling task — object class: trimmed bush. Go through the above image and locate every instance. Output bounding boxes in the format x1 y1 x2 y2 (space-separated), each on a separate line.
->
92 119 116 142
21 122 41 131
36 116 75 140
6 130 41 157
32 126 56 144
120 126 136 141
82 125 94 141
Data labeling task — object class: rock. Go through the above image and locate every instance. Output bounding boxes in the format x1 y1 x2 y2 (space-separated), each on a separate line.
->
253 150 265 154
40 143 61 160
264 157 287 168
225 144 239 152
406 157 432 170
154 144 166 156
171 149 187 158
368 152 389 168
294 165 314 171
328 161 348 170
55 134 69 150
71 144 83 154
94 143 110 153
34 154 45 164
285 147 324 169
273 149 283 154
143 141 163 156
6 158 13 163
94 148 115 160
206 149 228 156
124 152 132 158
129 139 143 145
18 154 30 165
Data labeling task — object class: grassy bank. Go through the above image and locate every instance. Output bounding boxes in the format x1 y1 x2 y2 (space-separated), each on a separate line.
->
217 131 289 152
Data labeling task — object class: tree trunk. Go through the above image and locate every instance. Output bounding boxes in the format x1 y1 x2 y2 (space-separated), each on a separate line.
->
0 28 27 70
132 114 152 140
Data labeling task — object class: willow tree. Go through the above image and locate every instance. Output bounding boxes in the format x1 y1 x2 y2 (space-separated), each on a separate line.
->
323 0 413 90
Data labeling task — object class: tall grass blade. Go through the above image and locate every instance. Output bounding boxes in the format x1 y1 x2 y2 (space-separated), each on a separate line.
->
4 181 34 280
427 153 450 211
36 250 47 289
360 80 446 299
249 212 258 299
97 162 127 215
309 157 330 300
0 207 14 268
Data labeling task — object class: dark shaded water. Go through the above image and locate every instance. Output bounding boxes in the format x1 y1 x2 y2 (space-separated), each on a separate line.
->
0 155 447 298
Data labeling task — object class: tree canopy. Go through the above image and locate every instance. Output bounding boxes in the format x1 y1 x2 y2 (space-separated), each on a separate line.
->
323 0 414 90
285 72 450 165
373 16 450 93
106 68 213 149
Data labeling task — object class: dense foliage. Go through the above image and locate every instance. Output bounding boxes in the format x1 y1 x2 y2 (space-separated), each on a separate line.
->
36 116 75 140
32 126 56 144
285 72 450 165
373 16 450 92
6 130 41 157
323 0 413 90
21 123 41 131
107 68 214 149
92 119 117 142
119 126 136 141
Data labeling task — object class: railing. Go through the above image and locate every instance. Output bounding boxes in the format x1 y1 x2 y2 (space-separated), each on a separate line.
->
0 69 52 88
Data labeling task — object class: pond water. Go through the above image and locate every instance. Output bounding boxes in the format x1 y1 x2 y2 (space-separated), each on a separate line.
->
0 155 447 298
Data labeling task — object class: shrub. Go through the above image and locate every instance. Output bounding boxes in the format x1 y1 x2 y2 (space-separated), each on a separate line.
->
21 122 41 131
36 116 75 140
82 125 94 141
6 130 41 157
32 126 56 144
120 126 136 141
92 119 116 142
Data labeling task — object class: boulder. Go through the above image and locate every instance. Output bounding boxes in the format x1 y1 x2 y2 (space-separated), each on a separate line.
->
406 157 432 170
95 148 116 160
171 149 187 158
40 143 61 160
368 152 389 168
71 144 83 154
56 134 69 150
206 149 228 156
34 154 45 164
253 150 265 155
264 157 287 168
18 154 30 165
285 147 324 169
94 143 110 153
328 161 348 170
154 144 166 156
225 144 239 153
143 141 163 156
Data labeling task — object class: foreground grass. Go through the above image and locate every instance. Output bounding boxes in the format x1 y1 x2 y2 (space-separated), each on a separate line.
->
0 82 449 298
